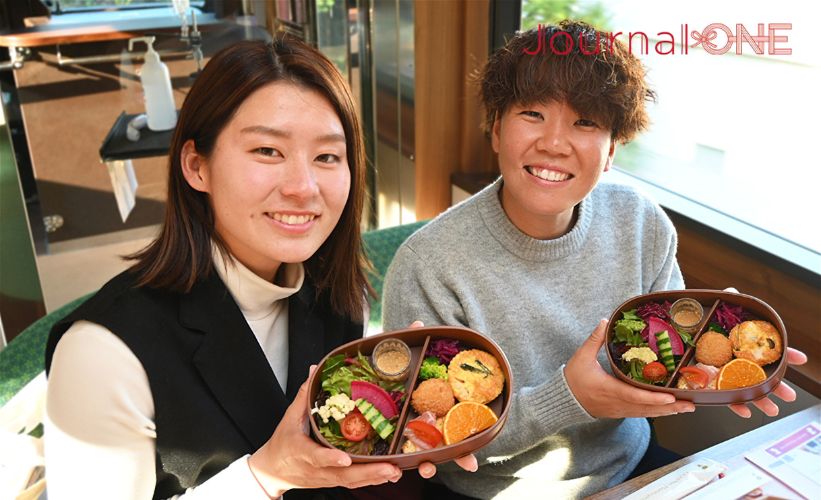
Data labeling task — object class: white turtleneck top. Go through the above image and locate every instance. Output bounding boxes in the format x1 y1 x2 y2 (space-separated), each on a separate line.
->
45 248 304 499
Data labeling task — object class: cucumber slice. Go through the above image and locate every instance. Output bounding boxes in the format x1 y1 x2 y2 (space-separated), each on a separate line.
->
355 399 395 440
655 331 676 372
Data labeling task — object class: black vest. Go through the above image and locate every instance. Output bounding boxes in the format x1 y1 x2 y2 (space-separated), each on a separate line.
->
46 270 363 499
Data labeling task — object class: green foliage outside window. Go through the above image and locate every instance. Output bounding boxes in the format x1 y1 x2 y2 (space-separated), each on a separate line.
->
521 0 611 31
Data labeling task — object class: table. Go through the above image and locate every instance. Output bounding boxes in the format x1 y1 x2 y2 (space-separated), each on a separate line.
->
0 9 215 69
589 404 821 499
99 112 175 222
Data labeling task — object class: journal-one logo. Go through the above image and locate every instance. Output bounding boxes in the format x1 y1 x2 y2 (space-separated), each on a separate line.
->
524 23 792 56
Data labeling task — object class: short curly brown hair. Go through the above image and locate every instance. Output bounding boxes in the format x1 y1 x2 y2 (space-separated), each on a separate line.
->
480 20 654 144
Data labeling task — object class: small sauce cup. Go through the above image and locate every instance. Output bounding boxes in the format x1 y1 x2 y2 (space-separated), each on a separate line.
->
670 298 704 334
372 338 412 382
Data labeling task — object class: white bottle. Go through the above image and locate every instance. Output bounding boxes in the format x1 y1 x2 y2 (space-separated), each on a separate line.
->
128 36 177 131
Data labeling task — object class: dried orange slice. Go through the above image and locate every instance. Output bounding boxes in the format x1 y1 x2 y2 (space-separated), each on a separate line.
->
442 401 498 445
717 359 767 389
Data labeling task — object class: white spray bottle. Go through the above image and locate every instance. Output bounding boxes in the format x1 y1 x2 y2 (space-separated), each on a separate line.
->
128 36 177 131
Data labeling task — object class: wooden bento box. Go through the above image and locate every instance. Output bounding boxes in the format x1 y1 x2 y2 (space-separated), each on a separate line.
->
606 290 788 405
306 326 513 469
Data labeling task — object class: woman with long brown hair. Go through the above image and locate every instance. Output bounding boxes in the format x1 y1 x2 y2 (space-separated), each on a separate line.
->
43 36 414 498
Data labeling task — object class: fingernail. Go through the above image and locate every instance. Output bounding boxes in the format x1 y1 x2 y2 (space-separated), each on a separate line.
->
389 468 402 482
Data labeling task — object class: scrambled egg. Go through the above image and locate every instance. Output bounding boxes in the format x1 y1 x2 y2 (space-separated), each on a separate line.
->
621 347 657 364
312 393 355 424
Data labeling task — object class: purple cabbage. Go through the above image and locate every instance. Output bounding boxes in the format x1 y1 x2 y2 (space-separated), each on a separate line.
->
425 339 460 364
636 301 672 322
714 302 746 332
389 390 405 408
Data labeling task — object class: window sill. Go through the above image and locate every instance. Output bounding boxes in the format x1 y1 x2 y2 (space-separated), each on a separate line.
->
609 168 821 277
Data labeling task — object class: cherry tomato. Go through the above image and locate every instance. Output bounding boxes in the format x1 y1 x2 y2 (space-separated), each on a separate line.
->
340 409 370 442
405 420 443 448
642 361 668 383
679 366 709 389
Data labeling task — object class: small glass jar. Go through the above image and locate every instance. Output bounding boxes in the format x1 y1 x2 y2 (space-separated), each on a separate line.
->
372 338 412 382
670 298 704 334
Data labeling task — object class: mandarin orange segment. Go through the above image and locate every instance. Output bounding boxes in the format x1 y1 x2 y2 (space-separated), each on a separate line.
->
442 401 498 445
717 358 767 389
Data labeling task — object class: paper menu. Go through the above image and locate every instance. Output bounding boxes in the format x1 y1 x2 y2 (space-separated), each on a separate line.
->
744 421 821 500
682 464 771 499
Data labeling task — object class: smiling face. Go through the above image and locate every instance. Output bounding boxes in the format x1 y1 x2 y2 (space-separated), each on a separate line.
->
181 82 351 282
492 100 615 240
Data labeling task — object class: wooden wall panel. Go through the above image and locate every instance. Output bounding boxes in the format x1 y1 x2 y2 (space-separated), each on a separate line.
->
414 0 495 219
459 1 495 179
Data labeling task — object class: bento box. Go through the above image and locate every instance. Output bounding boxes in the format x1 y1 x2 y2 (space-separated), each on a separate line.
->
606 290 788 405
307 326 513 469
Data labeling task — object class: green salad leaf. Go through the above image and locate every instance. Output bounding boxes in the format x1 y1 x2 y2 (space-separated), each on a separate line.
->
319 420 352 447
321 354 347 381
321 352 405 397
614 309 646 346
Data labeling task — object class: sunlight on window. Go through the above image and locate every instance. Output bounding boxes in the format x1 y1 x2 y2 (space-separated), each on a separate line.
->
521 0 821 254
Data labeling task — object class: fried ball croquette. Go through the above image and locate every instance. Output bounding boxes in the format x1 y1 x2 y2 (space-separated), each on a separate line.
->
448 349 504 404
410 378 455 417
695 331 733 367
730 320 783 366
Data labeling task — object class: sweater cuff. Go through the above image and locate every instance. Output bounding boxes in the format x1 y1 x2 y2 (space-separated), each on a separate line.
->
521 366 595 433
180 455 271 499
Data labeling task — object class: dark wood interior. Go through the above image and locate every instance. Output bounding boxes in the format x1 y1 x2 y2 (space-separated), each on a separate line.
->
414 0 496 220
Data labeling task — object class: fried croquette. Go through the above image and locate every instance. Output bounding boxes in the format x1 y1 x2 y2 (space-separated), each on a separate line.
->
410 378 455 417
730 320 783 366
448 349 504 404
695 332 733 367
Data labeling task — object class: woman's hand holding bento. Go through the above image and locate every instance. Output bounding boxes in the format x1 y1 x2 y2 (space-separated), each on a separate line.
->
565 320 696 418
248 367 402 497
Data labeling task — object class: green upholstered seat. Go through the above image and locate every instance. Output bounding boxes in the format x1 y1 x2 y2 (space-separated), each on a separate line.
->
0 294 91 408
362 220 427 329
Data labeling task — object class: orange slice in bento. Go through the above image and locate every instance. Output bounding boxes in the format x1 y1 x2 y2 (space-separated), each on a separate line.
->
717 359 767 389
442 401 498 445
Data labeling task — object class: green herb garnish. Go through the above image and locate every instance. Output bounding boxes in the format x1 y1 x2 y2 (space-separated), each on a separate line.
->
460 360 493 378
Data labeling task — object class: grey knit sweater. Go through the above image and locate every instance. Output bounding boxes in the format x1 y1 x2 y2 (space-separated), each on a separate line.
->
383 178 684 498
